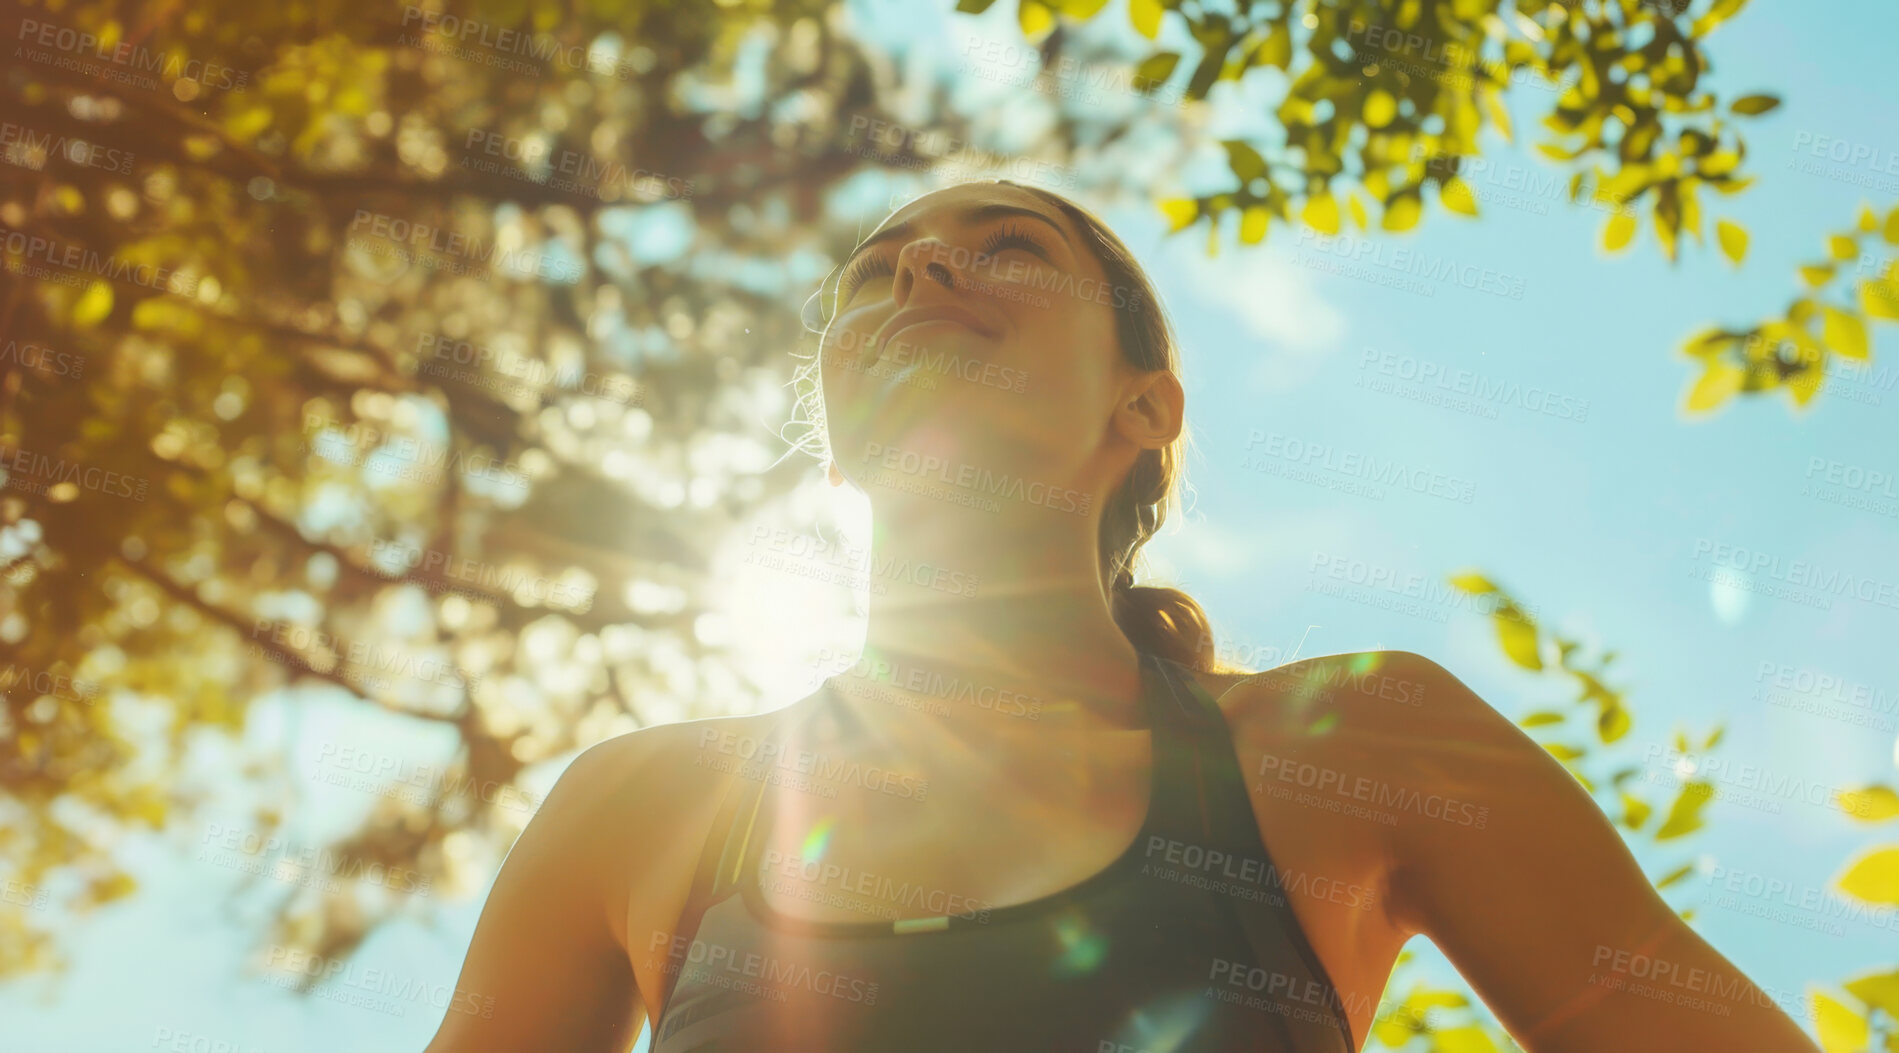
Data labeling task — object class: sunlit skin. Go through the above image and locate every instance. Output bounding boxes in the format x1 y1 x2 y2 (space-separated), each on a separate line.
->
424 183 1822 1053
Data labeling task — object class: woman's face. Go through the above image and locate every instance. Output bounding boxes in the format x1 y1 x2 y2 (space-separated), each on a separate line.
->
818 183 1138 502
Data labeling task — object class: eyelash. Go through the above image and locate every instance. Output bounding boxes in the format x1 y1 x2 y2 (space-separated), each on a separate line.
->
979 222 1045 259
835 223 1049 305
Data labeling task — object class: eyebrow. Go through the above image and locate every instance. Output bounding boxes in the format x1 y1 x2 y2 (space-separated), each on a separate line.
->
842 202 1072 269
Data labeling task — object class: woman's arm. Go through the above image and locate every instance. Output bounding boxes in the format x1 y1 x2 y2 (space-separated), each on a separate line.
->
424 735 650 1053
1371 651 1820 1053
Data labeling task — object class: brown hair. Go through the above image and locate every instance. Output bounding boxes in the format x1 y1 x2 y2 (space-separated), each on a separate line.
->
788 179 1242 675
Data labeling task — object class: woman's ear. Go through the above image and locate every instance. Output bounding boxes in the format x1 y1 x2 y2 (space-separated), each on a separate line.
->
1116 370 1185 450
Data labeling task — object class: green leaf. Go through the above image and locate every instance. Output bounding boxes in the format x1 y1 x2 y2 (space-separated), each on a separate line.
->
1654 781 1714 840
1058 0 1109 17
1836 785 1899 822
1620 791 1653 830
954 0 998 12
1134 51 1181 92
1252 23 1290 70
1128 0 1163 39
1715 219 1748 265
1728 93 1781 116
1836 847 1899 905
1885 205 1899 245
1223 140 1270 183
1518 711 1566 728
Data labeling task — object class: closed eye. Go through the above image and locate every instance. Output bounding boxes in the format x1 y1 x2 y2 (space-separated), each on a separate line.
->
980 222 1049 261
837 253 896 308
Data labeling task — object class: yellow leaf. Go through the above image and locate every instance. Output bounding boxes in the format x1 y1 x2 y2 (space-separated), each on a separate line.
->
1433 1026 1501 1053
1620 791 1652 829
1800 263 1836 288
1448 571 1498 594
1681 327 1734 359
1788 363 1824 407
1861 279 1899 321
1441 177 1480 217
1837 785 1899 822
1715 219 1748 265
1822 306 1870 360
1481 85 1512 142
1654 861 1695 888
1843 968 1899 1018
1160 198 1199 232
1302 193 1340 235
1239 206 1270 245
1382 195 1421 232
1684 361 1743 412
1885 205 1899 245
1364 90 1397 128
72 280 114 327
1829 234 1859 261
1810 988 1870 1053
1655 781 1714 840
1859 205 1880 233
1347 192 1368 231
1598 702 1631 744
1019 0 1054 37
1603 211 1637 252
1496 611 1541 671
1836 846 1899 905
1128 0 1163 39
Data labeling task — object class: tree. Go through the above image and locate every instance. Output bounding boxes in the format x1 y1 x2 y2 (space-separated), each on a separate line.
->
0 0 959 979
967 0 1891 413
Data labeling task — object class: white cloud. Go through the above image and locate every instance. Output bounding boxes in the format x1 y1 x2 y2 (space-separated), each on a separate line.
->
1163 238 1347 394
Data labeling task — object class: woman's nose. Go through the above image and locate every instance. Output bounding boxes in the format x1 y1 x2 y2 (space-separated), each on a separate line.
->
893 237 960 305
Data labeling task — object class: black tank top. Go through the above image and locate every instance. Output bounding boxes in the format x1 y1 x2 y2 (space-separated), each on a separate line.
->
648 651 1358 1052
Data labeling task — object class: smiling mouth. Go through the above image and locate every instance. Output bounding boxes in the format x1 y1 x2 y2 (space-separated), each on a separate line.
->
870 318 984 367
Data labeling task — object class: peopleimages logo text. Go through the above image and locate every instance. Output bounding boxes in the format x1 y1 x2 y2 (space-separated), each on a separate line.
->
1689 538 1899 610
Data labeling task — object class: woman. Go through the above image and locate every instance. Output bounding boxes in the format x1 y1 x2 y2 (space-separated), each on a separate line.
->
425 181 1819 1052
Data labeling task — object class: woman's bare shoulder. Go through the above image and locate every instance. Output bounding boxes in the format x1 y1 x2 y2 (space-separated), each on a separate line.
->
560 705 803 834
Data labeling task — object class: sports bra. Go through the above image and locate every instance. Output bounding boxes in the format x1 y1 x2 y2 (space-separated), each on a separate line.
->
647 650 1358 1052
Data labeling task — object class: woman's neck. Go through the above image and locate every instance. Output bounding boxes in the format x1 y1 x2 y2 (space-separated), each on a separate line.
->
826 498 1150 735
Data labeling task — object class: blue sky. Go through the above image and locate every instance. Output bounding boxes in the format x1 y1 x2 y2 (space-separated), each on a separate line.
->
8 2 1898 1050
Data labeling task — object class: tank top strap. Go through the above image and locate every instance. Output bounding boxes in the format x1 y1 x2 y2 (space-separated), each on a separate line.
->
658 721 775 1022
1144 655 1358 1053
